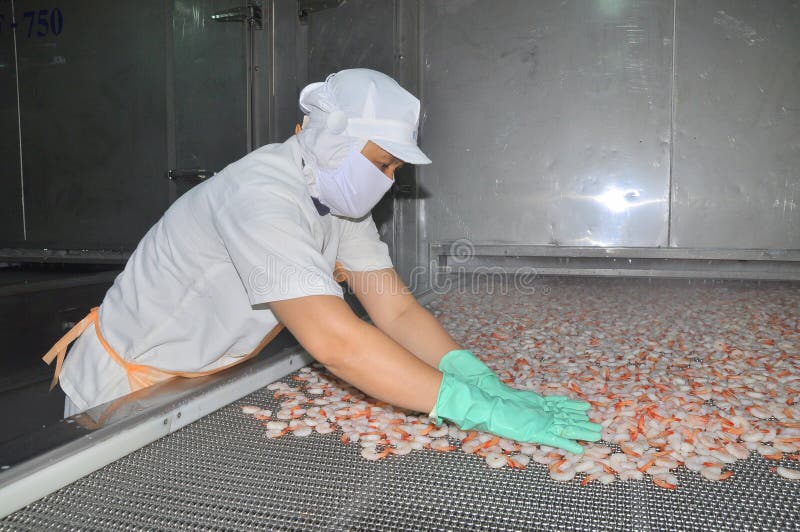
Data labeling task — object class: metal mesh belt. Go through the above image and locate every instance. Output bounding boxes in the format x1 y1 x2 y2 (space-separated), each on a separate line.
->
2 375 798 532
3 277 800 531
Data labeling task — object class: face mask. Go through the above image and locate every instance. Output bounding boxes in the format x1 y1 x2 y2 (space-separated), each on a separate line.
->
315 148 393 218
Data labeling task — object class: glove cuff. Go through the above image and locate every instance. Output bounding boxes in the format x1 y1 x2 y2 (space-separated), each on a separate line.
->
429 404 438 423
431 372 458 425
433 372 496 431
437 349 492 378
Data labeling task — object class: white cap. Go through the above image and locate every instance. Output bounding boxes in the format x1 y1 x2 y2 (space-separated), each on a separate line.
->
299 69 431 165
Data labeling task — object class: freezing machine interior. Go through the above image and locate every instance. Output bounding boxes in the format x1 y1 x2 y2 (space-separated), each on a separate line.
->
1 1 799 530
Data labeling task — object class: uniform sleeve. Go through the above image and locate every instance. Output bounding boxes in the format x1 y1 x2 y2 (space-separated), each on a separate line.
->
336 215 394 272
215 192 343 305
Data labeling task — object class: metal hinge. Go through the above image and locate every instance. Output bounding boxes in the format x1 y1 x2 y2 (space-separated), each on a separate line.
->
392 183 415 197
211 4 263 29
297 0 344 20
168 169 215 181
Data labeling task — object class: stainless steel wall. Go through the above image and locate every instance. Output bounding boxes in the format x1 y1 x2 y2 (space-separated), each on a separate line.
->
672 0 800 249
269 0 308 145
172 0 249 199
303 0 415 280
0 17 23 243
417 0 800 259
3 0 797 273
0 0 251 253
16 1 169 250
420 0 673 249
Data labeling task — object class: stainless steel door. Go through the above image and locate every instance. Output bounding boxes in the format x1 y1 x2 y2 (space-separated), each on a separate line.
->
12 1 169 250
169 0 255 201
671 0 800 249
419 0 673 249
0 1 257 254
0 3 23 245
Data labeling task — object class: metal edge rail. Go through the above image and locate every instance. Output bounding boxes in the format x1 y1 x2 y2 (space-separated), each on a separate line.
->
0 271 121 297
0 248 131 264
0 287 439 519
0 347 313 518
431 242 800 281
430 242 800 261
440 267 800 281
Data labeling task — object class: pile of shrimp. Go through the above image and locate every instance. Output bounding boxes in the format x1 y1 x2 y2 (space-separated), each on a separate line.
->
242 278 800 489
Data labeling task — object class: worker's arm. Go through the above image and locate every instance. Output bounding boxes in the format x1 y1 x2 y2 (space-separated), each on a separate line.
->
340 267 460 368
269 294 442 413
269 293 602 453
341 267 596 417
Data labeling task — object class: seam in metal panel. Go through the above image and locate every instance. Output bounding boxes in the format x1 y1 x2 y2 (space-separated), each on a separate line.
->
245 1 254 153
269 0 276 143
165 1 177 204
668 0 677 247
391 0 400 266
11 0 26 240
416 0 427 292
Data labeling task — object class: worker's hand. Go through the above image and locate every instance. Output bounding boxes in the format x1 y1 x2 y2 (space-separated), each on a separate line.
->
438 349 590 415
433 373 602 454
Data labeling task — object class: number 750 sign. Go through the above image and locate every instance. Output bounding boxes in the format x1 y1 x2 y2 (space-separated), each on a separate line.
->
0 8 64 37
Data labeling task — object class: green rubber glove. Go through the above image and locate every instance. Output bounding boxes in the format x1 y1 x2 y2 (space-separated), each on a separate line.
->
438 349 591 414
433 373 602 454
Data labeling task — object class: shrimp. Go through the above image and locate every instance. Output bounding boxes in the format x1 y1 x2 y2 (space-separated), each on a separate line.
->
246 279 800 490
315 423 334 434
361 447 390 461
430 439 454 452
265 421 288 431
292 426 313 438
485 452 507 469
652 477 677 490
776 467 800 480
549 468 577 482
429 426 450 438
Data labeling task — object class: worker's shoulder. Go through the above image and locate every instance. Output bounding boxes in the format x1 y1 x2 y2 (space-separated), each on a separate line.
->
198 139 306 218
226 139 302 185
209 139 304 203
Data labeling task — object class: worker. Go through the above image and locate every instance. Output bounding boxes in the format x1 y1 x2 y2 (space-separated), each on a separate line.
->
44 69 601 453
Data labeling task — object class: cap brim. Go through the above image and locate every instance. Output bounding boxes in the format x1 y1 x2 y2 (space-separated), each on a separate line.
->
298 82 325 114
372 139 432 165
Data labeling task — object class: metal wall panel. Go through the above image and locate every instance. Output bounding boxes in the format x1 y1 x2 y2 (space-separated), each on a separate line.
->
306 0 395 83
174 0 248 170
17 1 169 249
269 0 307 143
671 0 800 249
172 0 249 199
392 0 424 289
0 3 24 244
419 0 673 249
305 0 400 265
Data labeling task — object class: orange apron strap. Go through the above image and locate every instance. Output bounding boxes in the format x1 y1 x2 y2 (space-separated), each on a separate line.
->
156 321 286 380
333 260 348 283
45 263 343 395
42 308 99 391
111 321 288 392
89 307 128 367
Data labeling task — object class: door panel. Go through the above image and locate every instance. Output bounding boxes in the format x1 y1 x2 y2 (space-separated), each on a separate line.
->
17 1 169 250
0 2 23 244
420 0 673 248
671 0 800 249
171 0 249 200
4 1 252 252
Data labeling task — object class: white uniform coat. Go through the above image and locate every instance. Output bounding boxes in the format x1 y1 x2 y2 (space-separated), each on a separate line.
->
60 136 392 414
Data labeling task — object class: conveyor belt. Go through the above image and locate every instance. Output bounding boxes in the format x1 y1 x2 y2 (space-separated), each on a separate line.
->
1 371 798 531
3 277 800 530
